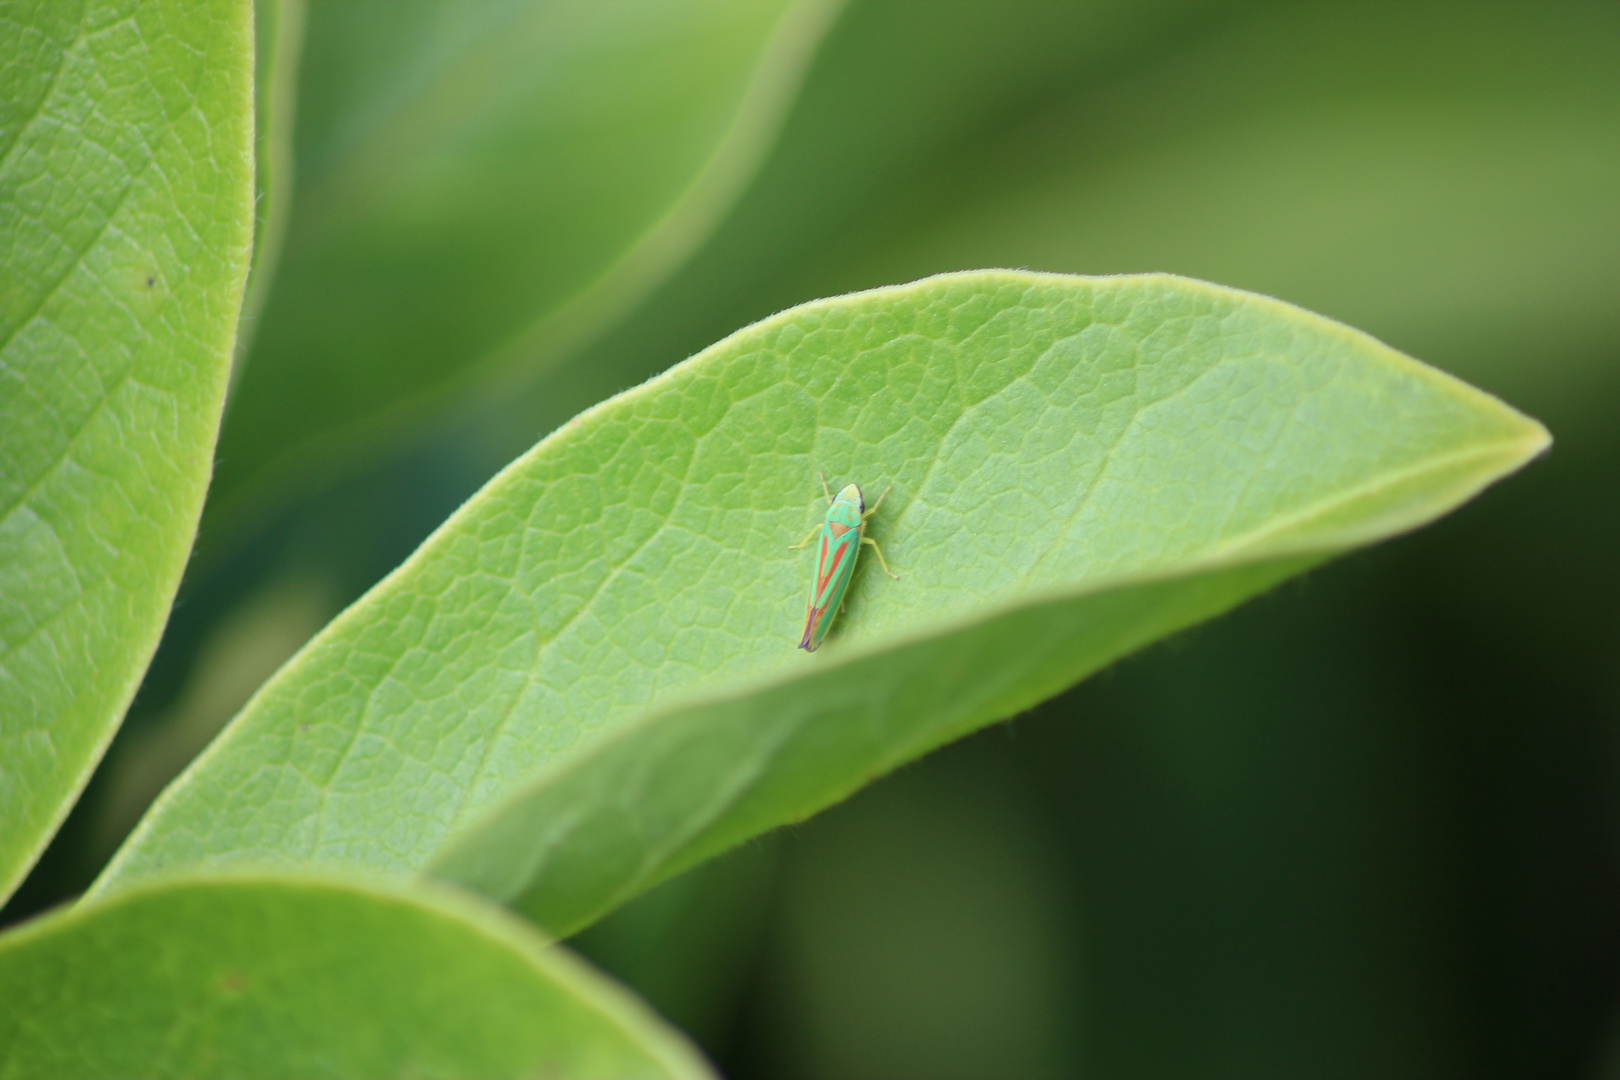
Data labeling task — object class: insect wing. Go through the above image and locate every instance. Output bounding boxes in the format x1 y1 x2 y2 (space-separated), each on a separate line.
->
799 521 861 651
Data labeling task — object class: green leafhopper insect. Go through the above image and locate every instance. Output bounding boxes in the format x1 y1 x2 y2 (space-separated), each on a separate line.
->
790 474 898 651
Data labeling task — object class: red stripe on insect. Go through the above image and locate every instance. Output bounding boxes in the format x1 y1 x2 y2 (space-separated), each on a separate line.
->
815 535 836 594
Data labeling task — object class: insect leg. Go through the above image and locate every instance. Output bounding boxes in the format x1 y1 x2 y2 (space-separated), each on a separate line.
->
860 536 900 579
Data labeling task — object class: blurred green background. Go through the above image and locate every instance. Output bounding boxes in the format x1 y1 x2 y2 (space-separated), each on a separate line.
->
8 2 1620 1076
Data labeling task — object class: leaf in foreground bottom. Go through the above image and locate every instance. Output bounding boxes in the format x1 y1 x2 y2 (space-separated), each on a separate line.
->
97 272 1548 917
0 875 711 1079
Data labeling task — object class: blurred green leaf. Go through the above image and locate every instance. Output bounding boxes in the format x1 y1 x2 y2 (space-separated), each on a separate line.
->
773 4 1620 432
0 0 253 903
516 4 1616 486
208 0 843 545
232 0 304 373
0 874 712 1079
95 273 1545 916
484 0 1244 461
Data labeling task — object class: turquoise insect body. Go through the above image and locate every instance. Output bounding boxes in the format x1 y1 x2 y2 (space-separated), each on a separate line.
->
791 476 897 651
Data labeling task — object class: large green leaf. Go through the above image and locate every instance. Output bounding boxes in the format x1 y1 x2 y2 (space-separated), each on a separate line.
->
206 0 842 546
94 273 1546 921
0 0 254 903
0 874 712 1079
